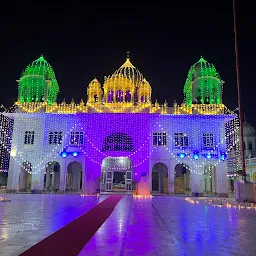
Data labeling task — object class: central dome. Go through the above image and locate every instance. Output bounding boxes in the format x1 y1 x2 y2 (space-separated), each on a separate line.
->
102 53 151 104
111 56 144 86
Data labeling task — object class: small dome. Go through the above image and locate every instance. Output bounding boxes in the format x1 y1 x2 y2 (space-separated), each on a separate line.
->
89 78 101 89
243 121 256 137
20 55 58 81
140 78 151 90
18 55 59 104
111 56 144 86
188 56 221 81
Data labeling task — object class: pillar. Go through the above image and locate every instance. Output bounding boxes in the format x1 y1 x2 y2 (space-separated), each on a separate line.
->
216 162 229 197
45 167 51 190
6 158 20 193
169 159 175 194
113 90 116 102
59 159 66 193
191 165 204 196
32 169 44 193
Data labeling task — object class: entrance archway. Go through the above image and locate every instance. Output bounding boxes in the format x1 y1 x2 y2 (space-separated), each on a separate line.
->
66 161 82 192
204 164 216 194
19 161 32 192
44 161 60 192
174 163 191 194
151 162 168 193
101 157 133 192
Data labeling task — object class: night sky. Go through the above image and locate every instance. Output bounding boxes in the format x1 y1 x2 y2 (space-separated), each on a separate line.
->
0 1 255 118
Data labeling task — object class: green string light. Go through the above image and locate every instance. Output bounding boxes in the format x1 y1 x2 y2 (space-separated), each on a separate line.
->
18 55 59 105
184 56 222 107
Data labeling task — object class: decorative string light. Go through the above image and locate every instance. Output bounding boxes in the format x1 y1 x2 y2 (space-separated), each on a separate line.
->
0 54 242 196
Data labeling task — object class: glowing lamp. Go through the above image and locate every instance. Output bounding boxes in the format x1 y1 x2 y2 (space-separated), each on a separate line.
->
178 153 186 158
220 153 226 161
61 151 68 158
72 152 79 157
193 153 199 159
206 153 212 159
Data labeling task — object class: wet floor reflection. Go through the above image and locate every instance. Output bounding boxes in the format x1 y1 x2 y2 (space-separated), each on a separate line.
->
1 194 256 256
80 196 256 256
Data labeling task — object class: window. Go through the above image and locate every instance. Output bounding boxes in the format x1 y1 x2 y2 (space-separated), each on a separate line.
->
249 142 253 151
102 133 134 152
202 133 214 148
24 131 35 145
48 131 63 145
174 132 189 147
70 131 84 146
153 132 167 146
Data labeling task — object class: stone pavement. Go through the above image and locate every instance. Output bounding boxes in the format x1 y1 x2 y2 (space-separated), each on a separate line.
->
0 194 256 256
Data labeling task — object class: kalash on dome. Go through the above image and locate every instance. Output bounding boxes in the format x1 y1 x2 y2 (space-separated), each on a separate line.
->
3 52 239 197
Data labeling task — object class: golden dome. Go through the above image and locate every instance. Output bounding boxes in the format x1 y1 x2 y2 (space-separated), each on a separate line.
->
110 57 144 86
140 78 151 90
89 78 101 89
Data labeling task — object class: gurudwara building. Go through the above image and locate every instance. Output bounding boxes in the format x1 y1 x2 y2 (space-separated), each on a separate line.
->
3 53 238 197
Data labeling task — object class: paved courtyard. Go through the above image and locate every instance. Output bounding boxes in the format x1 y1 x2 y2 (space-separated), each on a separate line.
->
0 194 256 256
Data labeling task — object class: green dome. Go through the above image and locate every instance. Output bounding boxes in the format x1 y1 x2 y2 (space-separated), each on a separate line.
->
187 56 220 80
183 56 222 107
18 55 59 105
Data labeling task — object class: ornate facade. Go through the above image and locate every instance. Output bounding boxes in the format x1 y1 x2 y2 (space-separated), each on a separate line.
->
3 54 237 196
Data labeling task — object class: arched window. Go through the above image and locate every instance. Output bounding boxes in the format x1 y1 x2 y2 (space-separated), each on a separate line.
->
102 133 134 152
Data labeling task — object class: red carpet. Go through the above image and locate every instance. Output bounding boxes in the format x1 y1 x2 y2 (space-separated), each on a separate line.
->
20 195 123 256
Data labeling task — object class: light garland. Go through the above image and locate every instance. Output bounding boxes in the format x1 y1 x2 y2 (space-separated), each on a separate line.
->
0 54 243 196
185 197 256 210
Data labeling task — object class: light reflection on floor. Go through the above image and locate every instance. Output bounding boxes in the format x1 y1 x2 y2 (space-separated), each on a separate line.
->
0 194 256 256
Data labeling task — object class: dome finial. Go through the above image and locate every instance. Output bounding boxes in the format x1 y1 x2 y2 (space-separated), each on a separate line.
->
199 55 206 63
38 54 45 61
126 50 130 60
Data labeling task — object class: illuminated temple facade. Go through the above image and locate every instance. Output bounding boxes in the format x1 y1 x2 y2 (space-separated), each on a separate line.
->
4 54 236 197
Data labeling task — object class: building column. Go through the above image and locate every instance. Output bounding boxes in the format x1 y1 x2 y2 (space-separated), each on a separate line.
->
191 164 204 196
83 161 100 195
113 90 116 102
216 161 229 197
32 168 44 193
136 160 150 195
130 92 134 103
59 159 66 193
6 158 19 193
169 159 175 194
45 167 51 190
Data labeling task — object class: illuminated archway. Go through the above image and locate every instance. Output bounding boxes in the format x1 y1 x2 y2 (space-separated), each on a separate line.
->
174 163 191 194
66 161 82 192
100 157 133 193
44 161 60 192
204 164 216 194
151 162 168 193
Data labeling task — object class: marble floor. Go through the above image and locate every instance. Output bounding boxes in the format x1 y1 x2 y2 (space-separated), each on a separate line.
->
0 194 256 256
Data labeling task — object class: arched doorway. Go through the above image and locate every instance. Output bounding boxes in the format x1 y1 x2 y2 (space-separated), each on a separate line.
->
101 157 133 192
151 162 168 193
19 161 32 192
66 161 82 192
44 161 60 192
174 163 191 194
204 164 216 194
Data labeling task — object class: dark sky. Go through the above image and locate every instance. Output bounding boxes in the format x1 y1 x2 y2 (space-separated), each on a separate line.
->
0 1 255 117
